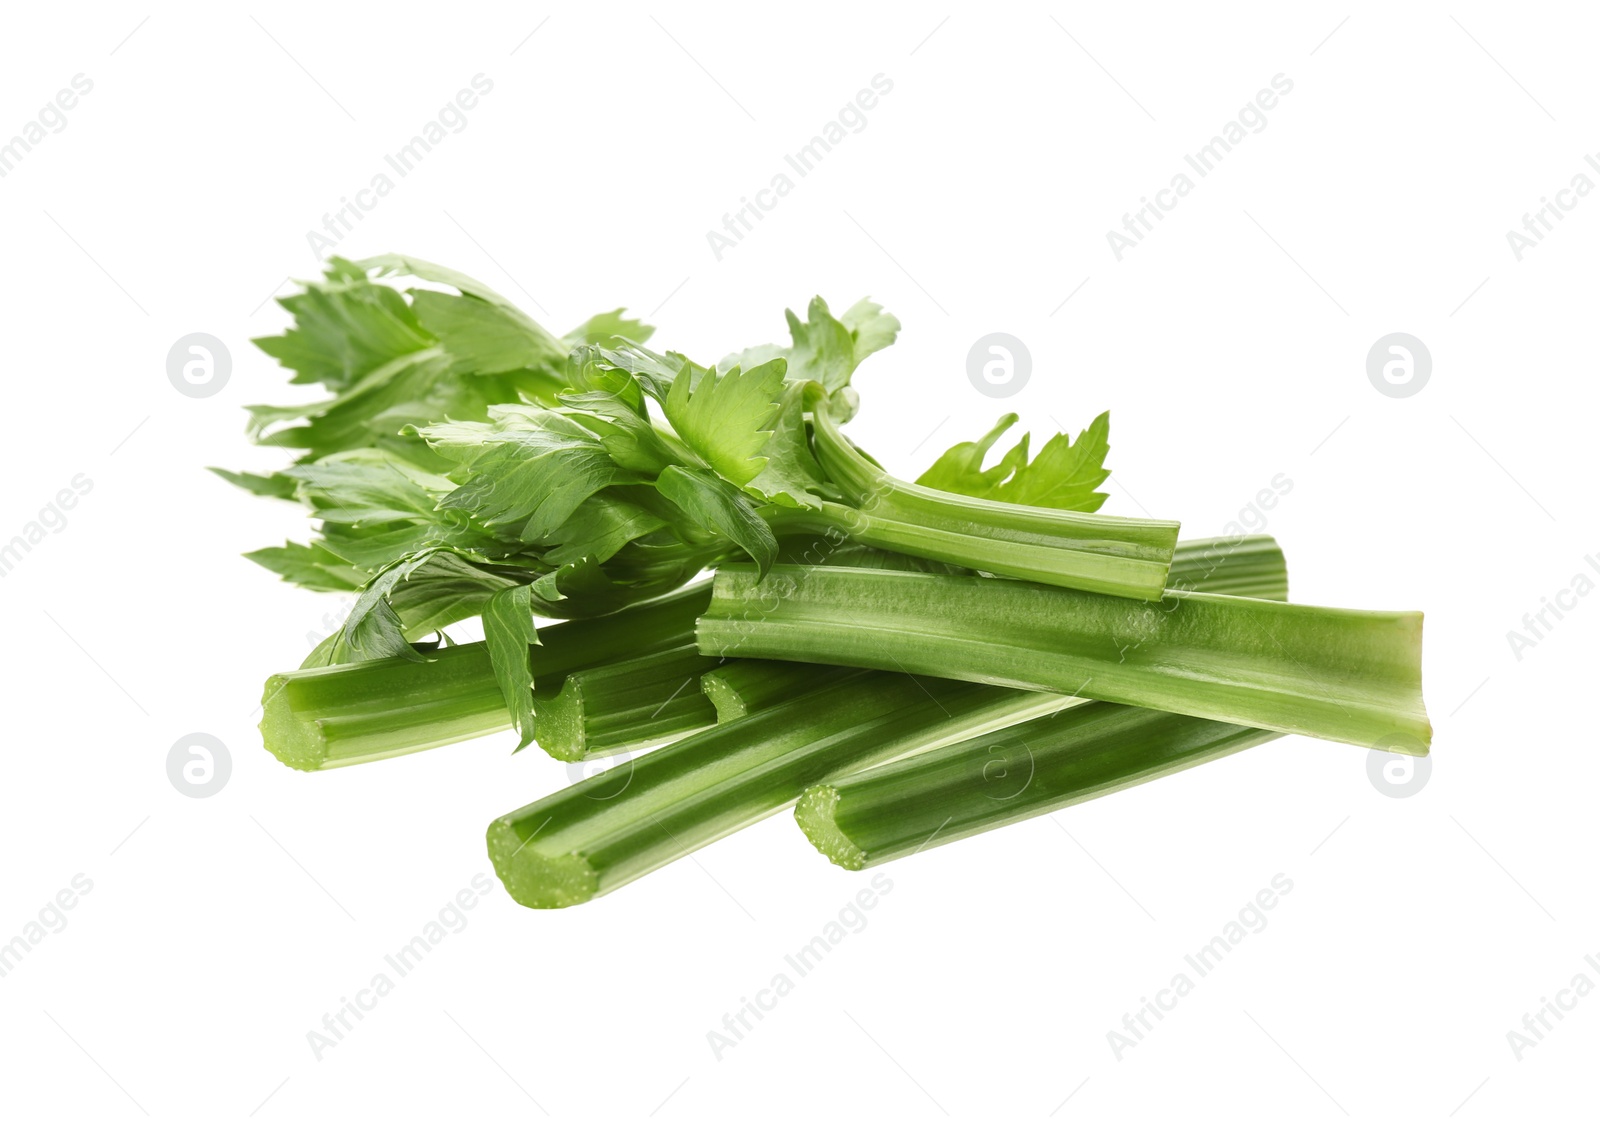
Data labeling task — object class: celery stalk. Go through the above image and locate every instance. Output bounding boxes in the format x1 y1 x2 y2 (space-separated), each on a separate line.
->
696 565 1429 751
486 674 1066 908
261 581 710 769
533 643 719 761
796 702 1279 869
808 394 1181 600
486 535 1290 907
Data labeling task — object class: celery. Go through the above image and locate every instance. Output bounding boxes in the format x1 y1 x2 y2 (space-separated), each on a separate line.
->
486 535 1287 907
260 582 710 769
533 643 719 761
807 394 1180 600
699 659 852 722
697 564 1429 751
797 702 1279 869
486 673 1065 908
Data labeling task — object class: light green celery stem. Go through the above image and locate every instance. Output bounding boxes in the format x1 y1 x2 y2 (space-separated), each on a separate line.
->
699 659 854 722
699 533 1288 724
261 581 711 771
1166 534 1286 600
697 565 1429 751
806 393 1180 600
533 643 719 761
797 702 1280 870
486 674 1069 908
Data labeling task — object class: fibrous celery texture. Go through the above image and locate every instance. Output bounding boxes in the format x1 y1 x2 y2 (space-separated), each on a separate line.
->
486 535 1286 907
261 582 710 769
486 673 1065 907
697 562 1429 751
796 701 1280 869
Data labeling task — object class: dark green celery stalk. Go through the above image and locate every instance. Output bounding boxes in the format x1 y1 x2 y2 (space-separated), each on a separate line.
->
797 702 1281 869
261 581 710 770
696 565 1429 751
487 674 1068 908
806 392 1181 600
533 643 719 761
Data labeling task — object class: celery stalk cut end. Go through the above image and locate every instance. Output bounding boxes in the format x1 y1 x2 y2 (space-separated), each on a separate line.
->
486 816 599 908
794 785 866 871
531 684 588 762
260 674 329 772
700 670 750 724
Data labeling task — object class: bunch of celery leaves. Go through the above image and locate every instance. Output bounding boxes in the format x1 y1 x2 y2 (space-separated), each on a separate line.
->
226 255 1430 909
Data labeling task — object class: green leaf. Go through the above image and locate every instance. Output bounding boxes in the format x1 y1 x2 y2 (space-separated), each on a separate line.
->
302 555 431 668
428 412 635 542
558 390 677 473
409 289 568 377
564 309 655 347
544 491 667 565
483 584 539 751
209 467 299 500
250 347 471 460
661 359 786 487
747 381 827 507
779 298 857 393
358 253 517 309
388 553 521 637
580 341 707 405
655 465 777 574
254 258 433 391
913 414 1027 497
281 449 454 525
720 296 899 422
243 541 366 591
526 557 649 618
839 297 900 361
916 411 1112 514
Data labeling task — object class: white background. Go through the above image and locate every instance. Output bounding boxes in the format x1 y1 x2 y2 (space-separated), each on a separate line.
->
0 2 1593 1127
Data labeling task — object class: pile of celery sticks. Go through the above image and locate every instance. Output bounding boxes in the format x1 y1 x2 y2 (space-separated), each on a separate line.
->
225 255 1430 909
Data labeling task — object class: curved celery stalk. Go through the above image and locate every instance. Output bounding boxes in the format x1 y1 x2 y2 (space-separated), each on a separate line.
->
533 643 718 761
797 702 1280 869
697 565 1429 751
486 674 1067 908
261 581 710 769
808 395 1180 600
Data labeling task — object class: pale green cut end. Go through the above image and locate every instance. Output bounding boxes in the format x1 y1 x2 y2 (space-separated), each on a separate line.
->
486 817 599 908
259 674 328 771
531 682 587 762
794 786 867 871
699 670 749 724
